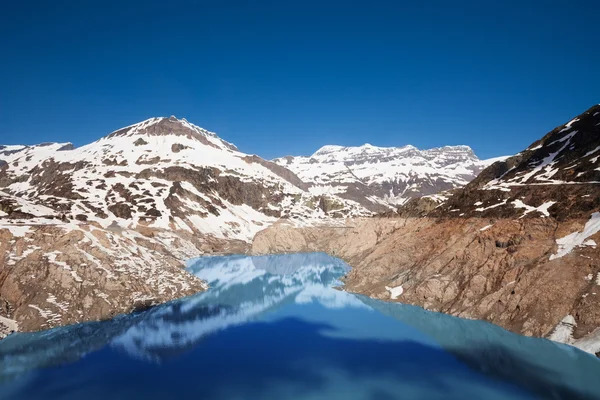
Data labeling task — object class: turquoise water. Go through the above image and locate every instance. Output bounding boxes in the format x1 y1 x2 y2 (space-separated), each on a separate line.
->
0 253 599 399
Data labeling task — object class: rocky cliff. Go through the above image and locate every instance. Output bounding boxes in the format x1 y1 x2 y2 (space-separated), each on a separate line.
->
253 105 600 354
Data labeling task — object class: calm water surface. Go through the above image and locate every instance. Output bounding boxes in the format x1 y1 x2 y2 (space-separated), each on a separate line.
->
1 253 599 399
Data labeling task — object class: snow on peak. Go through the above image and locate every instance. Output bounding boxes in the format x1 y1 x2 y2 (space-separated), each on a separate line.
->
309 143 477 160
311 143 420 158
304 143 479 167
0 142 75 161
312 145 346 156
107 116 218 139
100 116 239 152
272 142 494 206
107 117 165 136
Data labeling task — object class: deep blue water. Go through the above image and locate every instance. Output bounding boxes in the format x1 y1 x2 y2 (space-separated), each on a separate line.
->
1 252 600 399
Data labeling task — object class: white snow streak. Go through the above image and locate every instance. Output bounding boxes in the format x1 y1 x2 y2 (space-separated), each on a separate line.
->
550 212 600 260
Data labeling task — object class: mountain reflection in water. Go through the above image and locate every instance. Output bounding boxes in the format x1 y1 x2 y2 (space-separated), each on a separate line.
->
0 252 599 399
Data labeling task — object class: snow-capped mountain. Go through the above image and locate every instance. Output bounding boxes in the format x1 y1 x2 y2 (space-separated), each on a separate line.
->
425 104 600 220
0 116 371 244
274 143 506 208
253 104 600 353
0 115 509 336
0 116 376 335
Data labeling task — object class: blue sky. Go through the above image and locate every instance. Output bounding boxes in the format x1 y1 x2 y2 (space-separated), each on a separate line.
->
1 0 598 159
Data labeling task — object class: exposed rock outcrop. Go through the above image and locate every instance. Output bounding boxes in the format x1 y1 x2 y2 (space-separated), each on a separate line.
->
253 105 600 353
3 105 599 347
0 116 376 337
252 217 600 352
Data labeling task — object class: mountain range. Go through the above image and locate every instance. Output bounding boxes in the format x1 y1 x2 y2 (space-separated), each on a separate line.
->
274 143 505 208
253 104 600 354
1 105 599 352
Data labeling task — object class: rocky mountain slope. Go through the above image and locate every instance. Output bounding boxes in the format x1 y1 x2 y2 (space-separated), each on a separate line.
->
0 116 375 336
1 116 372 239
428 104 600 220
253 104 600 353
3 105 591 343
274 143 505 209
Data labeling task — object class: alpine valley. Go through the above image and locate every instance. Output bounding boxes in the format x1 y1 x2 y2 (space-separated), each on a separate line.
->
2 105 600 359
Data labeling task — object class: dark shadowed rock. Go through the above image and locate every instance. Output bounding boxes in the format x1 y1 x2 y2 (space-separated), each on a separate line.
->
57 143 75 151
171 143 190 153
107 203 133 219
133 138 148 146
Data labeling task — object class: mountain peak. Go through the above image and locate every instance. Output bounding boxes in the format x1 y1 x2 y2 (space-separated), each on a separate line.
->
107 117 211 138
309 143 478 160
311 143 418 158
102 116 238 151
312 145 345 156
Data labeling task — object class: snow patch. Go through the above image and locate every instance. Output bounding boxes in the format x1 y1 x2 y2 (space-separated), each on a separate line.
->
475 199 507 212
511 200 555 218
550 212 600 260
385 285 404 299
0 225 31 237
549 315 600 355
549 315 576 343
583 146 600 159
0 315 18 333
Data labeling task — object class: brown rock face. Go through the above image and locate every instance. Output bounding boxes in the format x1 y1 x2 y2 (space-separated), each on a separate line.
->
171 143 190 153
107 202 132 219
302 105 599 347
241 155 308 191
252 217 600 341
25 160 88 200
0 116 373 337
138 165 286 218
107 117 232 150
0 224 210 335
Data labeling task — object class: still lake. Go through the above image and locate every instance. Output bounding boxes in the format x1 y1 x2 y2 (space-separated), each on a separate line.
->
0 252 599 399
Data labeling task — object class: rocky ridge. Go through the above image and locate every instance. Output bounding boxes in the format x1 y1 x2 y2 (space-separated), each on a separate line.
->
0 116 377 336
4 105 596 345
273 142 506 209
0 114 500 337
252 104 600 354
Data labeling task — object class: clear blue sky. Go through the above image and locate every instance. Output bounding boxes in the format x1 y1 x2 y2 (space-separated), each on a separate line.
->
1 1 598 160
